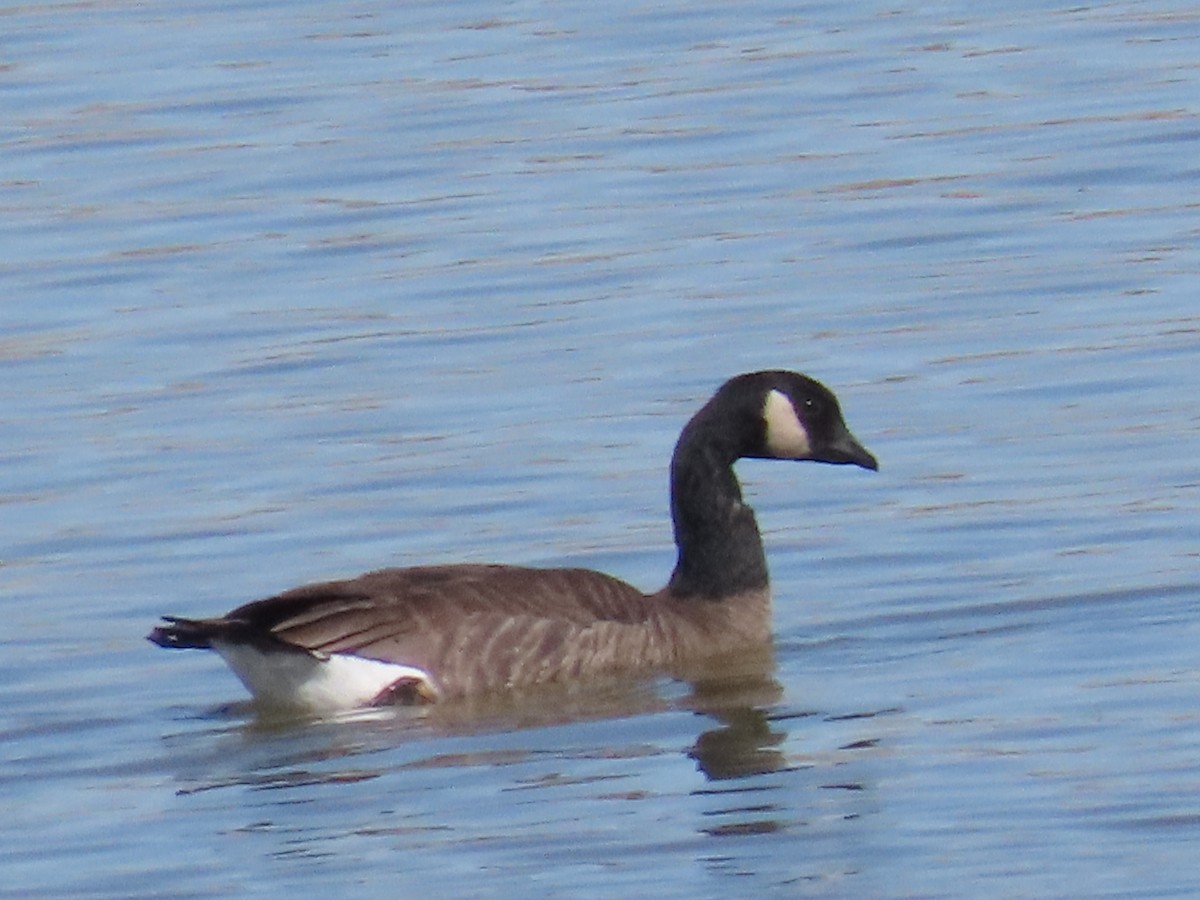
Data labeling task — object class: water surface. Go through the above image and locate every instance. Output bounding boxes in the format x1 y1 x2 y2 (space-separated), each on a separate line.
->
2 0 1199 896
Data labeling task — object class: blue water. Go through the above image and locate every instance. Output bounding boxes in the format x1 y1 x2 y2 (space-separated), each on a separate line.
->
3 0 1199 896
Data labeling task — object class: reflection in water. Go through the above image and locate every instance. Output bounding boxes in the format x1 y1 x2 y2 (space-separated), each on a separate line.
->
164 645 792 795
680 647 793 839
679 645 790 781
155 644 900 888
688 706 789 781
159 641 902 865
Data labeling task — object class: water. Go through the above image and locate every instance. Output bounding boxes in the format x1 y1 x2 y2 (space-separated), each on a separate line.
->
3 0 1199 896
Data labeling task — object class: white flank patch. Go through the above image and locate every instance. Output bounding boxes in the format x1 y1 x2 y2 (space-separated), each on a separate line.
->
212 641 435 712
762 388 812 459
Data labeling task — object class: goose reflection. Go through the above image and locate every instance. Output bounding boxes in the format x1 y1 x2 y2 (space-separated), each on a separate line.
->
678 645 789 780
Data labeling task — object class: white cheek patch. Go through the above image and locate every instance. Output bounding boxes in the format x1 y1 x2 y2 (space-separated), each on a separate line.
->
212 641 436 713
763 388 812 459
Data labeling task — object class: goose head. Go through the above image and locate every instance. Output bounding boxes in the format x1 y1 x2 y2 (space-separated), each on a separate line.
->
719 370 878 471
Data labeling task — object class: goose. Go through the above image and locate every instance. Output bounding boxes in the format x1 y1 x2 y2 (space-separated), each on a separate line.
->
148 370 877 712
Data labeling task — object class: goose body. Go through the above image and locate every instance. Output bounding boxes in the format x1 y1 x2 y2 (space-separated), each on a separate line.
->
149 371 877 712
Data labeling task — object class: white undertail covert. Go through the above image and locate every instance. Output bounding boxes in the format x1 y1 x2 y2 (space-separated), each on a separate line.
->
212 641 436 712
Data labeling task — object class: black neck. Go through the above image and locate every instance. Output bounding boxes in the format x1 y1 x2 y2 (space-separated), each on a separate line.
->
666 416 769 600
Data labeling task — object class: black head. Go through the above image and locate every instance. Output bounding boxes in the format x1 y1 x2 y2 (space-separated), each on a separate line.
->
715 370 878 470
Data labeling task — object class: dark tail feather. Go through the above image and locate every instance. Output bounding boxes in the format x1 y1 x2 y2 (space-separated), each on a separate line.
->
147 616 218 650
